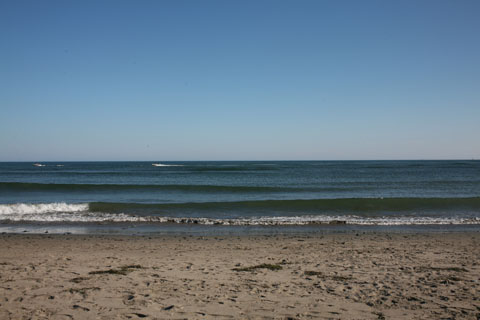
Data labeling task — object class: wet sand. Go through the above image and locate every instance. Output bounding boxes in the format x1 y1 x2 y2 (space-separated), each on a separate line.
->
0 232 479 319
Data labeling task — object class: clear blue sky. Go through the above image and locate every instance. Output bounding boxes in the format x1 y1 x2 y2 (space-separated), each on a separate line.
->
1 0 479 161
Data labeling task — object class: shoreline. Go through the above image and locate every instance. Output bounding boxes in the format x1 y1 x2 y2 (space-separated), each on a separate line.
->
1 232 479 319
1 222 480 236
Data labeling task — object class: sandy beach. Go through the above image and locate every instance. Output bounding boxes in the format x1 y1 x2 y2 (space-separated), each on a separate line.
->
0 232 479 319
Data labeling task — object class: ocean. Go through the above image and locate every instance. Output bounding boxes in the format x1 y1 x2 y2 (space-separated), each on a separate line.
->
1 161 479 234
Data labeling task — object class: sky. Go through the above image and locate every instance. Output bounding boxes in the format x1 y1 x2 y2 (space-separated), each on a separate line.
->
1 0 479 161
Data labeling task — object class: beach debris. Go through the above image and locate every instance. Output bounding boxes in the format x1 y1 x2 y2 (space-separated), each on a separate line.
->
233 263 283 272
70 277 89 283
303 271 352 281
163 305 174 311
72 304 90 311
89 264 144 276
132 312 148 318
415 266 468 272
68 287 101 298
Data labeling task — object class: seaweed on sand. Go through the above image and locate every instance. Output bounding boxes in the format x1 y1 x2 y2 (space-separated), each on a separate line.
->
88 264 144 276
233 263 283 272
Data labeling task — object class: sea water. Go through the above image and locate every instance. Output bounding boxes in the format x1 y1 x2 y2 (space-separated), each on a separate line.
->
0 161 479 233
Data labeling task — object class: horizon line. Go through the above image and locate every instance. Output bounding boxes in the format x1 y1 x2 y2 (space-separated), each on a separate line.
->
0 159 478 162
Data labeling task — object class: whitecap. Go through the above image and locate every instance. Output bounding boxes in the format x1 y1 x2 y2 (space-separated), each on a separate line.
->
0 204 479 226
152 163 183 167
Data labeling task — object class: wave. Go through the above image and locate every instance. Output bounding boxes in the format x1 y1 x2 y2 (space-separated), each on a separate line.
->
0 203 134 223
185 166 278 172
0 182 330 193
2 198 480 217
3 180 477 193
153 163 279 171
0 202 478 225
1 198 479 225
87 197 480 215
0 203 88 215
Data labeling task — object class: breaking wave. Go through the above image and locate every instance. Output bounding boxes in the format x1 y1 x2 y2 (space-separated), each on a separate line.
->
0 202 479 225
0 203 88 215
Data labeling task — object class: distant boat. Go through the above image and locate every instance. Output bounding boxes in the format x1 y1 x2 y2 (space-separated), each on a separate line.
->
33 163 46 167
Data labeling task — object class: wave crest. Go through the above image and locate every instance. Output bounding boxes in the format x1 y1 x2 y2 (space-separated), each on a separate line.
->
0 203 88 215
0 202 479 225
152 163 183 167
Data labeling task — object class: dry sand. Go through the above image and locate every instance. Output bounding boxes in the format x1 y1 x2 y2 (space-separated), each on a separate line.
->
0 232 479 319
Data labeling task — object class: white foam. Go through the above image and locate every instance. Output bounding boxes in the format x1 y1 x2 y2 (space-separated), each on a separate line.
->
152 163 183 167
0 203 88 216
0 204 479 225
33 163 46 167
151 216 480 226
0 203 136 222
1 211 139 223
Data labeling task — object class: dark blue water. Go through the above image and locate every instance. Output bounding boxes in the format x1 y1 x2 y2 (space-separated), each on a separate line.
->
0 161 479 227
